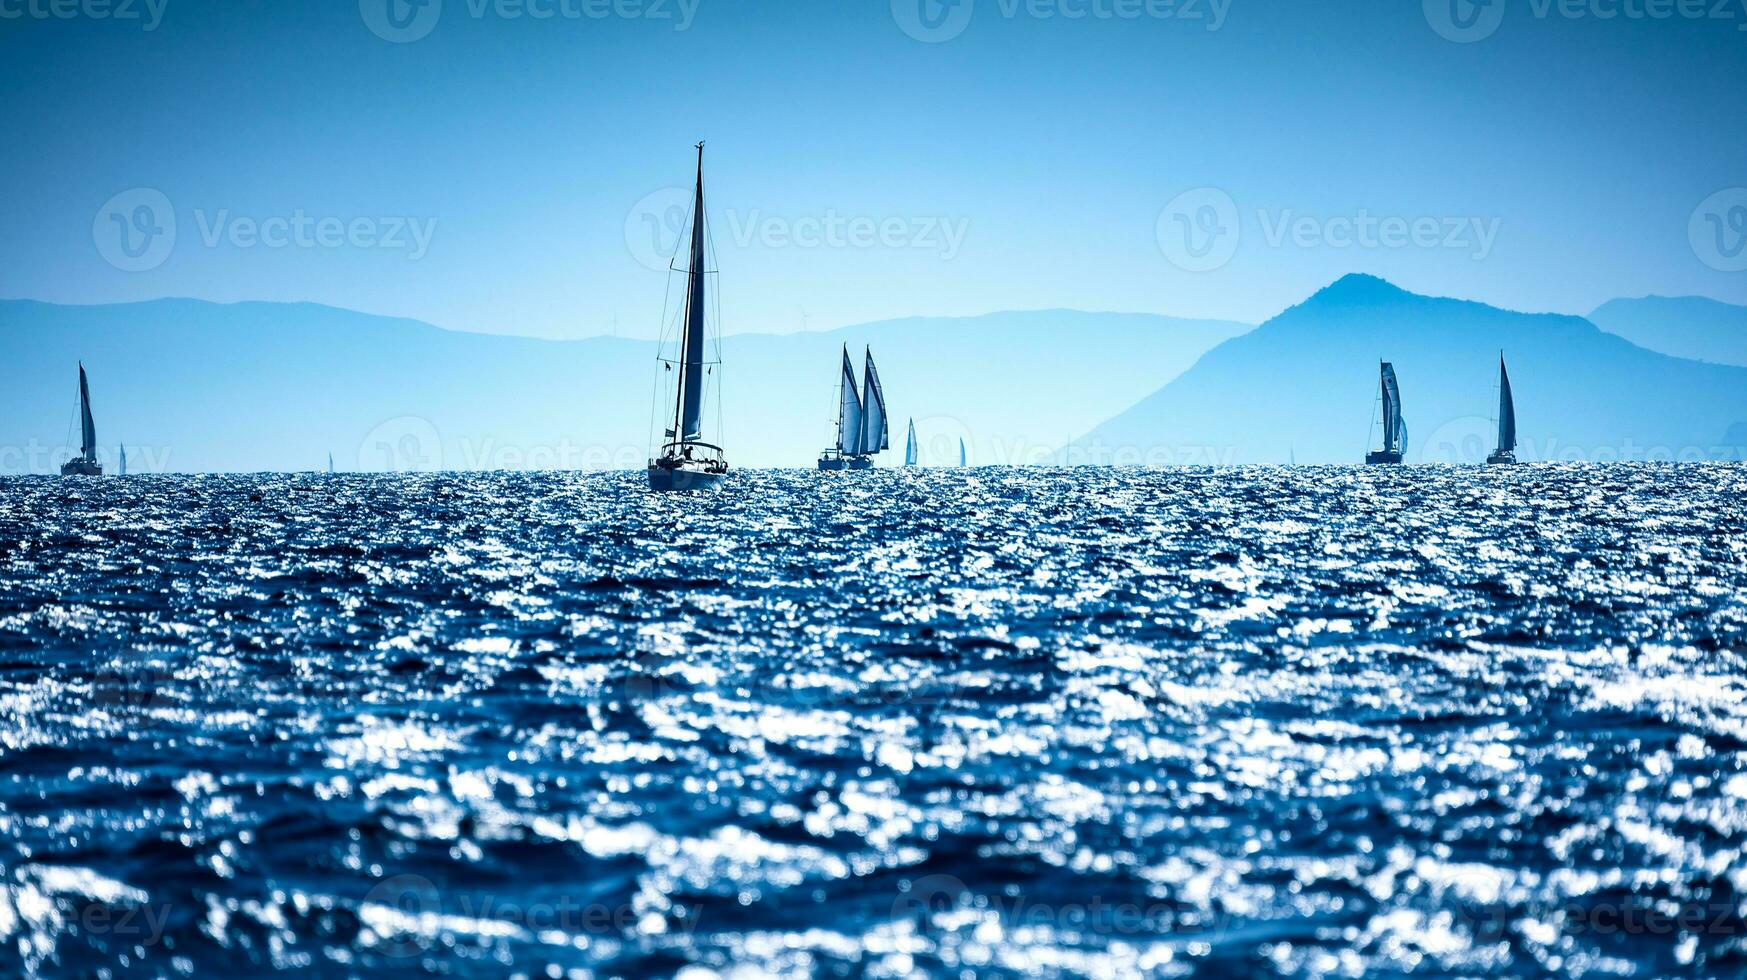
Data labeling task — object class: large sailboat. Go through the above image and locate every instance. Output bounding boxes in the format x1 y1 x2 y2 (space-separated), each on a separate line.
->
1364 361 1407 465
904 419 918 466
60 363 103 477
1486 354 1517 465
648 142 729 491
818 346 889 470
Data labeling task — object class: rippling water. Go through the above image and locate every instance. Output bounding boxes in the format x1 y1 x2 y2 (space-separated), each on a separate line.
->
3 465 1746 978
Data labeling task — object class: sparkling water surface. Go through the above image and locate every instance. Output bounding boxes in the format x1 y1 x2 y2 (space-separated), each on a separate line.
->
3 465 1746 978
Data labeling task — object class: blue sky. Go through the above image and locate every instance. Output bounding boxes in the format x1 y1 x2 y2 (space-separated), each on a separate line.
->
2 0 1744 339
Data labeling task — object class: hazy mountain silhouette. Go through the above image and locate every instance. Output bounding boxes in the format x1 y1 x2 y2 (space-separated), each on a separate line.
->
0 300 1245 474
1588 295 1747 368
1064 275 1747 465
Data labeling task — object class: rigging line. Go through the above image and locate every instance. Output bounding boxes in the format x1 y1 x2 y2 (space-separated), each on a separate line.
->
1365 379 1380 458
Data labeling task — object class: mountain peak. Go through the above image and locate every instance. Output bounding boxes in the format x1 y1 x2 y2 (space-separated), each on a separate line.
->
1309 273 1413 305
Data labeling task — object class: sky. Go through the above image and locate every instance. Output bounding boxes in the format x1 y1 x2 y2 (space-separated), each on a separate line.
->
2 0 1745 340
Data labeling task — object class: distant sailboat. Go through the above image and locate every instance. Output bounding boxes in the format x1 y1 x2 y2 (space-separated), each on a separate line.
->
328 452 335 474
904 419 918 466
60 363 103 476
958 438 967 467
648 142 729 491
1364 361 1407 465
1486 354 1517 465
118 445 127 476
818 346 889 470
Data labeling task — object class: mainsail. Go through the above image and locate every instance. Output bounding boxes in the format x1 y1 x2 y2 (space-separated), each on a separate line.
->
835 345 864 455
1496 356 1516 455
673 143 710 444
1379 362 1403 454
78 364 96 460
904 419 918 466
958 438 967 467
861 348 889 453
119 445 127 476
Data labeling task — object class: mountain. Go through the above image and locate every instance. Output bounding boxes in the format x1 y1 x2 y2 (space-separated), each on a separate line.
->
1062 275 1747 465
0 300 1246 474
1588 295 1747 368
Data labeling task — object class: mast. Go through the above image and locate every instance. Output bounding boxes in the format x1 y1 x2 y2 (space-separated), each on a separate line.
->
836 345 864 455
671 141 709 445
78 363 96 461
1496 354 1516 455
861 347 889 454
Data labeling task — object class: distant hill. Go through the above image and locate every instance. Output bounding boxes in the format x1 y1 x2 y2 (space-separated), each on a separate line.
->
1588 295 1747 368
1062 275 1747 465
0 300 1246 474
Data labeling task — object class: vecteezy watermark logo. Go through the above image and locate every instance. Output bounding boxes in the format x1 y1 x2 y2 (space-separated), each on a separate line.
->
362 0 699 41
0 0 168 30
625 186 694 272
360 0 444 42
1691 188 1747 273
1157 187 1240 273
1257 208 1501 260
358 416 443 472
362 874 440 958
193 209 438 260
892 0 976 42
1420 414 1497 464
93 188 176 273
624 189 971 271
894 0 1229 41
1427 0 1747 42
1423 0 1506 42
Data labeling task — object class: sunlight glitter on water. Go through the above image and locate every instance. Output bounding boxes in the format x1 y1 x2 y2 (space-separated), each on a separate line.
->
1 464 1745 977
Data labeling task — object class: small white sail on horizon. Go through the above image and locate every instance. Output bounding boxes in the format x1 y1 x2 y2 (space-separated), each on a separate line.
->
904 418 918 466
1488 353 1518 464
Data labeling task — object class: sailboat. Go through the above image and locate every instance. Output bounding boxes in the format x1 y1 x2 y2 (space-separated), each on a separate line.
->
958 438 967 467
648 142 729 491
119 445 127 476
818 346 889 470
328 452 335 474
1486 354 1517 465
60 363 103 476
904 419 918 466
1364 361 1407 465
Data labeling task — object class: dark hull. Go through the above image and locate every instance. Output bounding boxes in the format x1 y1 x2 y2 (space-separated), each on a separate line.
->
1486 451 1517 465
60 458 103 477
1365 451 1403 465
817 455 874 471
647 463 727 491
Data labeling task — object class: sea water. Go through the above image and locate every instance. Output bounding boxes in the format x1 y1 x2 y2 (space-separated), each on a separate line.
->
2 465 1744 977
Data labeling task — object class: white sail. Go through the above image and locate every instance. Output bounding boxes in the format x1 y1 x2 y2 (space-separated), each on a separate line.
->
958 438 967 467
861 348 889 454
836 346 864 455
1379 362 1404 454
904 419 917 466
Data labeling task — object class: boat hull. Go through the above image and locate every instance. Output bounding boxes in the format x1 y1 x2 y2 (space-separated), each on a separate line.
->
1364 451 1403 465
817 455 874 471
60 458 103 477
647 462 727 491
1485 451 1517 465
